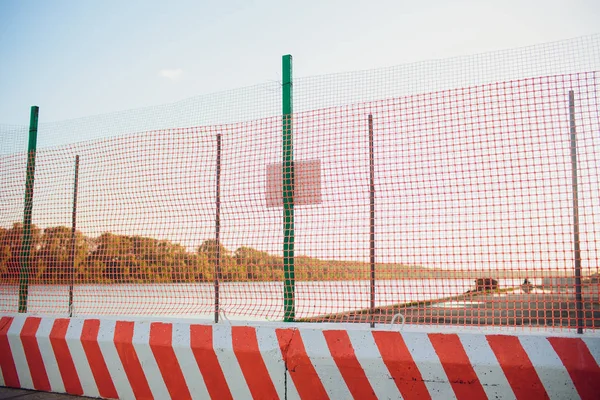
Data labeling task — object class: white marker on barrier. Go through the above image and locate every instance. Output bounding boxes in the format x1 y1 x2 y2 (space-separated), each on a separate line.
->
171 322 211 400
348 329 404 399
131 321 169 400
97 319 134 400
212 324 252 400
403 332 456 400
35 317 65 394
458 333 516 400
65 318 99 397
6 315 33 390
300 328 353 400
519 335 579 399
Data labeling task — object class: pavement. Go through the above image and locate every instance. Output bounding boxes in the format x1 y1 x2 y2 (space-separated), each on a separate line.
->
304 287 600 328
0 388 94 399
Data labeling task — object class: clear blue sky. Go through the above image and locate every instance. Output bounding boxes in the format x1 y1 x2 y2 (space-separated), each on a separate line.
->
1 0 599 125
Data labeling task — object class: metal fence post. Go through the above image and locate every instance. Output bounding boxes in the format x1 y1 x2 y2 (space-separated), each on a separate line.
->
369 114 376 328
282 54 295 322
215 133 222 323
569 90 584 334
19 106 39 313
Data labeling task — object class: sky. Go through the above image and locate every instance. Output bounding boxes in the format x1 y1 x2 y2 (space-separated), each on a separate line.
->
1 0 599 125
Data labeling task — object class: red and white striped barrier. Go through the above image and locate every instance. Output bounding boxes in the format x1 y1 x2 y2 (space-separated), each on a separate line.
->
1 315 599 399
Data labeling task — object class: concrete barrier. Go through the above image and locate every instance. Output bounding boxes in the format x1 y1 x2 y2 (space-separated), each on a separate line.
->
1 314 599 399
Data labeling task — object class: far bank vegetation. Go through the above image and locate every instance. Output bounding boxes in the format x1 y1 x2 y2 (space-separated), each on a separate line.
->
1 223 535 284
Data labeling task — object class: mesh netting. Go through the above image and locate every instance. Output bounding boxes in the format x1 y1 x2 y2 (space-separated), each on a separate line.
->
296 72 600 329
1 35 600 330
0 124 29 310
294 34 600 113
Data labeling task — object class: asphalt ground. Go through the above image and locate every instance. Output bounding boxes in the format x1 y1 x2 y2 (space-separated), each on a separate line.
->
0 388 93 399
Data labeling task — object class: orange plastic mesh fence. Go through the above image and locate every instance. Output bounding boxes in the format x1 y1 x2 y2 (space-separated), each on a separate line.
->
1 36 600 331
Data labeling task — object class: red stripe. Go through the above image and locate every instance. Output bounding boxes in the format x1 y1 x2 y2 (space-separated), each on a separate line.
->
113 321 153 400
80 319 118 399
429 333 486 400
548 337 600 400
149 322 191 400
372 331 431 400
20 317 50 391
232 326 279 400
323 330 377 399
486 335 548 399
275 328 328 400
0 317 20 388
49 319 83 395
190 324 233 400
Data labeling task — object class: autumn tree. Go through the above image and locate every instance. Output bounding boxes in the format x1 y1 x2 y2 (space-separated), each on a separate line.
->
0 222 42 283
198 239 242 281
171 251 211 283
36 226 89 284
0 223 336 285
131 236 210 283
86 233 139 282
234 246 283 280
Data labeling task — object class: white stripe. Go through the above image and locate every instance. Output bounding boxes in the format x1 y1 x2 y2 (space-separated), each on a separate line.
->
213 324 253 400
272 329 300 400
582 337 600 366
7 315 33 389
171 322 211 400
403 332 456 400
519 336 579 400
300 329 353 400
132 321 170 400
348 330 403 399
65 318 99 398
458 333 516 400
255 327 286 400
97 319 134 400
286 370 301 400
35 317 65 393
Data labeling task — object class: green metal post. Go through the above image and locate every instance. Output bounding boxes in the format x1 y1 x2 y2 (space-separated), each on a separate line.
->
19 106 39 313
282 55 295 321
69 155 80 317
214 133 222 323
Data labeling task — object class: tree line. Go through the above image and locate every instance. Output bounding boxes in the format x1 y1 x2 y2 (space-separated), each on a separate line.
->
0 222 439 284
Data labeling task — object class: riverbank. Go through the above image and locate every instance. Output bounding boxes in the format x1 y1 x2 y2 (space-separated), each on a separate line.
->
299 284 600 329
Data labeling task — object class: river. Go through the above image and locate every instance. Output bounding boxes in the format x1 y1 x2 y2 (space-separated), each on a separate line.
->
0 278 539 321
